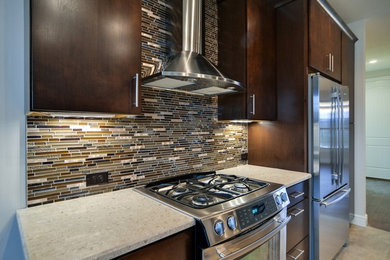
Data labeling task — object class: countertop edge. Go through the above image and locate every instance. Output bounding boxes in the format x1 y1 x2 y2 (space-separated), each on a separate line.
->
16 211 31 260
285 174 311 187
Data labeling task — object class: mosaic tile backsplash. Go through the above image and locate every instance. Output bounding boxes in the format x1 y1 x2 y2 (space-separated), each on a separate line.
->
26 0 244 206
27 89 247 206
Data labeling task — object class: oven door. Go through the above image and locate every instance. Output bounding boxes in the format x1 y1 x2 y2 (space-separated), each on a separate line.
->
202 209 291 260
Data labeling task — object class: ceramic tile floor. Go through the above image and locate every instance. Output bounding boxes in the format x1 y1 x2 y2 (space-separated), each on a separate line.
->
335 224 390 259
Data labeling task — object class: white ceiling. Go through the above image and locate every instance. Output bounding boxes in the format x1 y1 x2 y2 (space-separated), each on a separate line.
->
327 0 390 72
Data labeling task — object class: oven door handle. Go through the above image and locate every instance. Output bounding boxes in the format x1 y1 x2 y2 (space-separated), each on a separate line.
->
203 215 291 260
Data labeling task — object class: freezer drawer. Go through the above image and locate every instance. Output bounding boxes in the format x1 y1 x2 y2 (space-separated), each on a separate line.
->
312 187 350 260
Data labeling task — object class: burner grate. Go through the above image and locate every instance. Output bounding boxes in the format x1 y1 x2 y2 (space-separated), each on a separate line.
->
148 172 269 209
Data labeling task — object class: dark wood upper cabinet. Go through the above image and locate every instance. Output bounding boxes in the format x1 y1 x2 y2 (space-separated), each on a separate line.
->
31 0 142 114
249 0 307 172
218 0 276 121
249 0 356 172
309 0 341 82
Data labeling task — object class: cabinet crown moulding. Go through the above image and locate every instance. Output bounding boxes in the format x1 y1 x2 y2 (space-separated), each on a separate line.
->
316 0 358 42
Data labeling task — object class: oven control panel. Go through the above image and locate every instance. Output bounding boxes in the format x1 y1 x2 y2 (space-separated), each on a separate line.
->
236 195 277 229
273 188 290 210
199 186 290 247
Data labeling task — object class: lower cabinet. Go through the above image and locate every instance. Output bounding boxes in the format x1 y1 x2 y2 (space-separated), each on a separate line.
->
286 180 310 259
116 228 195 260
287 236 309 260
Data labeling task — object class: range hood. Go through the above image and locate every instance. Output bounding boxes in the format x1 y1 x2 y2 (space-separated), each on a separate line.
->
143 0 245 96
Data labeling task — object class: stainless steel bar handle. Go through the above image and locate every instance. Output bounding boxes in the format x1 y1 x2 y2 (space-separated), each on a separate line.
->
331 54 334 72
336 87 340 183
327 53 332 71
320 188 351 208
330 88 334 183
340 87 344 183
250 94 256 115
289 208 304 217
287 248 305 260
337 87 342 182
289 191 304 199
133 73 139 108
331 87 338 184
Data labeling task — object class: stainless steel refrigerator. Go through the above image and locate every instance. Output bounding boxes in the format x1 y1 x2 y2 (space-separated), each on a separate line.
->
308 74 351 260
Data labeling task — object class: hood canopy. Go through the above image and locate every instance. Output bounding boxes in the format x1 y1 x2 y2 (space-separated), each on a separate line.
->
143 0 245 96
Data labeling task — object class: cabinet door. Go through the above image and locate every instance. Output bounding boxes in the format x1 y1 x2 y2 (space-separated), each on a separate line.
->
218 0 276 121
287 199 309 253
287 236 309 260
309 0 341 81
217 0 247 121
117 228 195 260
31 0 142 114
247 0 277 120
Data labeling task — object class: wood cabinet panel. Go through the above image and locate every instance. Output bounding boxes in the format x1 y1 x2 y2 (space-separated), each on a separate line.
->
246 0 277 120
218 0 276 121
217 0 247 120
116 228 195 260
287 198 309 253
287 236 309 260
31 0 142 114
248 0 307 172
309 0 341 81
287 180 309 208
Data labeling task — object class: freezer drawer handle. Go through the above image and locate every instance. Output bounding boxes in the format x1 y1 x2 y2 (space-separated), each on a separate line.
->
289 208 304 217
289 191 304 199
287 248 305 259
320 188 351 208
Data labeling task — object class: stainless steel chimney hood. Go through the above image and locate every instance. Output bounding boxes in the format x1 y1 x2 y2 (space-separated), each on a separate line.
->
143 0 245 96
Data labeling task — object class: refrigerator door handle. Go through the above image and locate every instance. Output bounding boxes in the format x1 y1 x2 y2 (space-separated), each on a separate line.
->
336 87 341 184
339 87 345 184
331 87 338 184
320 188 351 208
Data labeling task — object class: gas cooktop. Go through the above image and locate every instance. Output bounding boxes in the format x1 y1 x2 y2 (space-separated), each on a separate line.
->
137 171 290 247
148 171 269 209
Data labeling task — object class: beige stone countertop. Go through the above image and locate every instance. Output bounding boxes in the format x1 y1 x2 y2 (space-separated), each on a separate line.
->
17 188 195 260
218 164 311 187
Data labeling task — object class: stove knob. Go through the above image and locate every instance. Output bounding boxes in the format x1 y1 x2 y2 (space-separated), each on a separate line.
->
275 195 282 205
227 216 237 230
214 221 225 236
281 192 288 202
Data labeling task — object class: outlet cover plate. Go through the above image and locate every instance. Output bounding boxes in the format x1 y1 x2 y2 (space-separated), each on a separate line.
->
86 172 108 186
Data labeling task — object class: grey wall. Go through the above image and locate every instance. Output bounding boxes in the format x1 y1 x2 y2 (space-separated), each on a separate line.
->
0 0 28 258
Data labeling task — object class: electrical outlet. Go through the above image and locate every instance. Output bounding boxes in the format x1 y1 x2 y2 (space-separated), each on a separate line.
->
86 172 108 186
241 153 248 161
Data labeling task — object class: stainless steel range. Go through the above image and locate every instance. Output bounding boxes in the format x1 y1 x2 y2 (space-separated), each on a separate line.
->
137 171 291 259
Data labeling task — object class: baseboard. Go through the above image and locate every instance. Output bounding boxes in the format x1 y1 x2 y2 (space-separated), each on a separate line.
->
350 213 368 227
